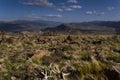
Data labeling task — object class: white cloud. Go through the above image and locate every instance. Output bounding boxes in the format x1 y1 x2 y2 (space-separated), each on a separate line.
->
85 11 93 15
21 14 43 20
22 13 62 20
22 0 81 12
107 7 115 11
96 12 105 15
43 14 63 18
85 11 105 15
64 8 73 11
67 0 78 3
56 5 82 12
56 7 73 11
56 8 64 12
22 0 53 7
70 5 82 9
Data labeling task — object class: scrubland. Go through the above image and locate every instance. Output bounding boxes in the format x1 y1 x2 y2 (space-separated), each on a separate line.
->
0 32 120 80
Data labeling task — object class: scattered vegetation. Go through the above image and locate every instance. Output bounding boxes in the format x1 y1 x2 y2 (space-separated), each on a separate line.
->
0 31 120 80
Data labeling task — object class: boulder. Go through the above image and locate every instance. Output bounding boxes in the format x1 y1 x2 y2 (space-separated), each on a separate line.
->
104 66 120 80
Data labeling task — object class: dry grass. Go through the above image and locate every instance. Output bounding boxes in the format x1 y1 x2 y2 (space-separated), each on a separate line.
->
0 32 120 80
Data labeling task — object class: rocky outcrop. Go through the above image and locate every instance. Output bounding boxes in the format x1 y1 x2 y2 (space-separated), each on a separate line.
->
104 66 120 80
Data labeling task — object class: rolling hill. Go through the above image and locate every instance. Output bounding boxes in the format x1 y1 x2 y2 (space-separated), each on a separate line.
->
44 21 120 34
0 20 120 34
0 20 61 32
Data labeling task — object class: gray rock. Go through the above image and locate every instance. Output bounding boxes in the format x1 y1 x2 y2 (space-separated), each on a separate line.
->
104 66 120 80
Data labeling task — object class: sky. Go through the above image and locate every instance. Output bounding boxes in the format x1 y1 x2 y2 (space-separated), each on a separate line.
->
0 0 120 22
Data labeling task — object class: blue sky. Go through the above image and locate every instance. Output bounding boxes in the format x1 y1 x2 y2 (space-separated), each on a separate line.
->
0 0 120 22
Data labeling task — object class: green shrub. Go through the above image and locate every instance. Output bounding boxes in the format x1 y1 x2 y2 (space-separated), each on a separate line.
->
81 52 91 61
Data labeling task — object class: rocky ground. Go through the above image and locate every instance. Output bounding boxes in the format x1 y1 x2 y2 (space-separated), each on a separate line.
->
0 32 120 80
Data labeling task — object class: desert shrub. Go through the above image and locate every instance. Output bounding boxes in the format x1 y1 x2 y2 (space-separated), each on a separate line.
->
112 46 120 53
106 54 120 63
81 52 91 61
73 60 104 77
61 45 75 51
69 41 80 45
73 62 91 75
91 61 102 74
3 59 25 79
3 59 16 79
32 58 43 64
6 38 14 44
0 72 11 80
92 40 102 45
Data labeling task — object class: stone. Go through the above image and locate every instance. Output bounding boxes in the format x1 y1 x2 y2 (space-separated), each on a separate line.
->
104 65 120 80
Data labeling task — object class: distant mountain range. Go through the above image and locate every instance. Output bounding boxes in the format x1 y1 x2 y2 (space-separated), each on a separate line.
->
0 20 61 32
44 21 120 34
0 20 120 34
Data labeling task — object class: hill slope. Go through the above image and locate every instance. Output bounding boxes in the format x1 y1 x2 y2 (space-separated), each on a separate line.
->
0 20 61 32
44 21 120 34
0 20 120 34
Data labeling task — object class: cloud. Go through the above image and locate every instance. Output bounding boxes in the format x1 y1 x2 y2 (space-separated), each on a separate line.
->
94 11 105 15
64 8 73 11
56 5 82 12
56 8 64 12
107 7 115 11
85 11 105 15
56 7 73 11
70 5 82 9
85 11 93 15
42 14 63 18
22 0 81 12
21 13 43 19
96 12 105 15
22 13 62 20
67 0 78 3
22 0 53 7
